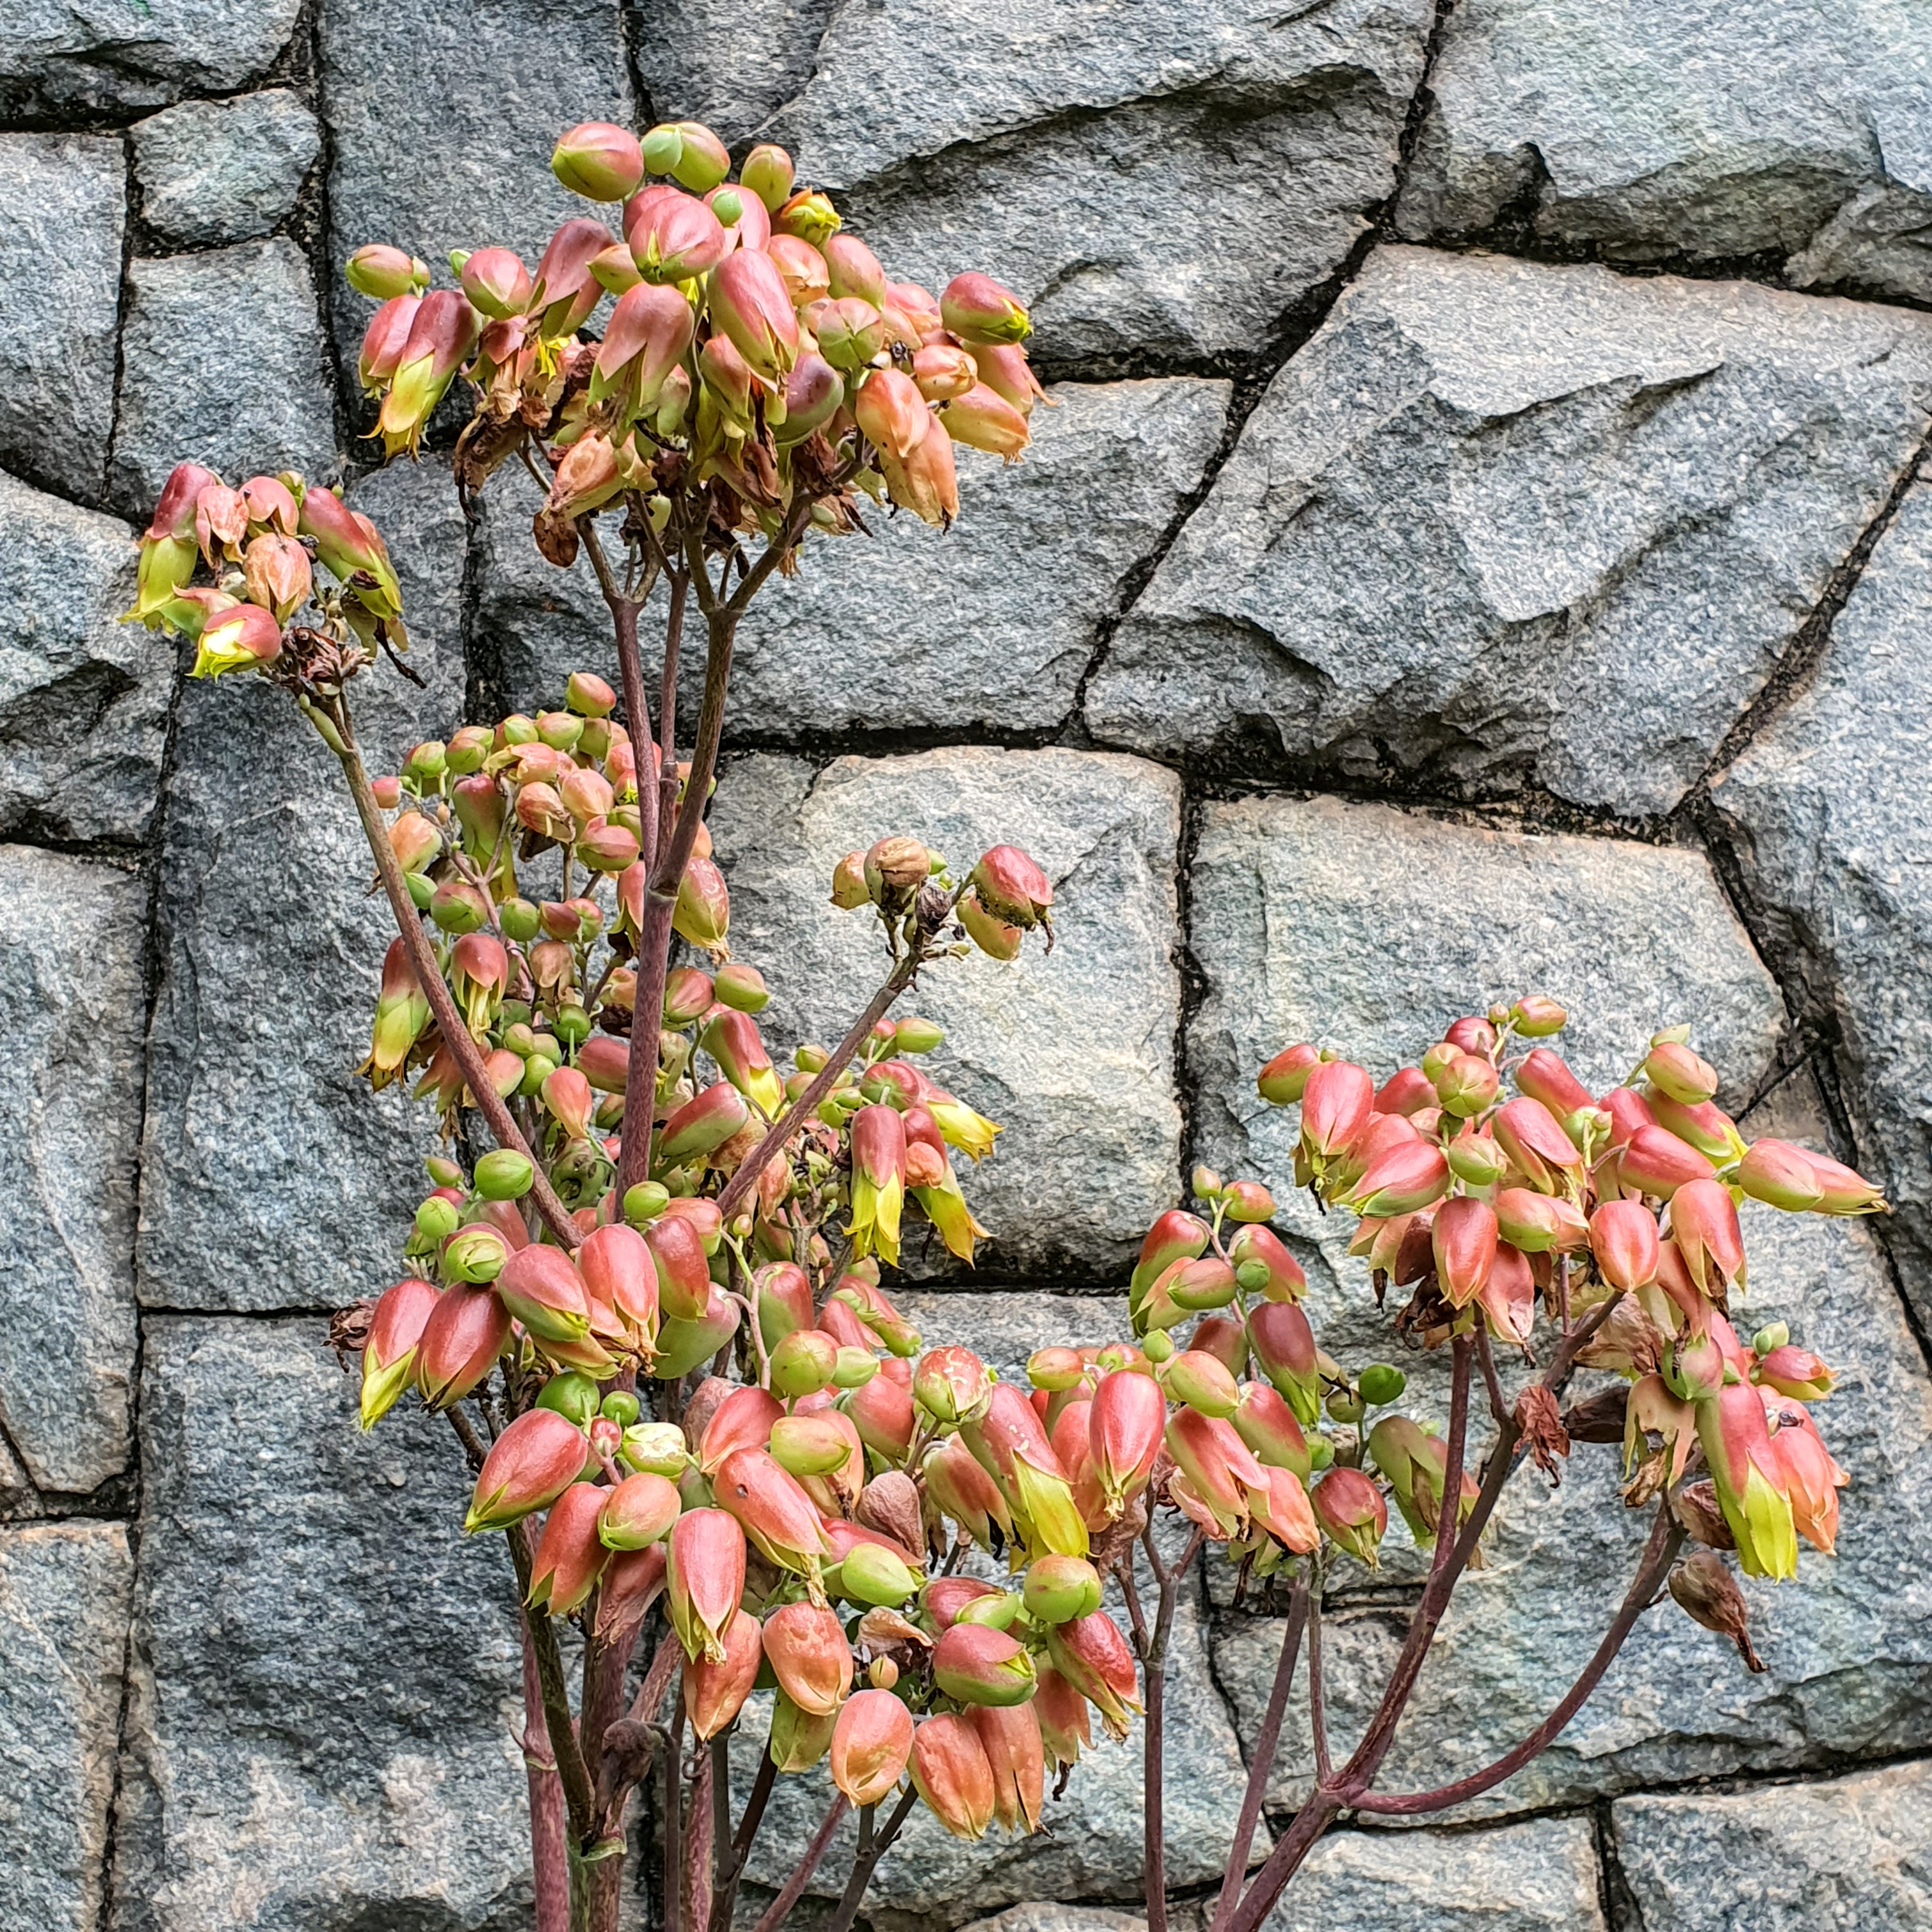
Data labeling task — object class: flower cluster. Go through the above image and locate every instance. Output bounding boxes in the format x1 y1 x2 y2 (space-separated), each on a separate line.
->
348 116 1046 541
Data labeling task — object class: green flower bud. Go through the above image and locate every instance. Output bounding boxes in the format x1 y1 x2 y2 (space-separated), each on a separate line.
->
415 1195 461 1241
1326 1390 1365 1425
1307 1436 1335 1471
832 1347 879 1389
1752 1322 1790 1356
1358 1363 1407 1407
621 1421 689 1477
1142 1329 1175 1363
623 1181 671 1225
536 1371 601 1430
553 1005 592 1046
519 1054 558 1097
953 1589 1022 1630
601 1391 641 1426
837 1541 919 1607
500 897 542 943
404 871 436 910
426 1155 465 1187
475 1149 534 1200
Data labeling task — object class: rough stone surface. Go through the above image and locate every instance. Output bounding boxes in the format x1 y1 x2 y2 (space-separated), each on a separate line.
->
133 91 321 250
0 134 125 502
636 0 835 146
1612 1758 1932 1931
0 470 173 845
0 0 303 118
111 239 338 517
768 0 1435 365
708 748 1184 1276
897 1292 1130 1374
1185 792 1784 1300
138 461 468 1313
740 1554 1250 1927
323 0 632 372
959 1910 1147 1932
0 1523 132 1932
0 847 144 1496
1273 1815 1606 1932
1215 1203 1932 1815
1715 480 1932 1331
470 472 608 717
1397 0 1932 305
1086 247 1932 816
114 1317 528 1932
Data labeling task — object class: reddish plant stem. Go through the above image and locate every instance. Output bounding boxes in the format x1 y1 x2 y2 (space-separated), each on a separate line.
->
1126 1526 1204 1932
1307 1583 1331 1785
1429 1333 1475 1574
712 946 924 1225
710 1736 778 1932
523 1627 572 1932
1209 1575 1308 1932
824 1784 921 1932
657 569 687 854
1353 1503 1684 1814
684 1729 714 1932
747 1795 849 1932
318 696 581 1248
503 1522 598 1843
662 1693 685 1932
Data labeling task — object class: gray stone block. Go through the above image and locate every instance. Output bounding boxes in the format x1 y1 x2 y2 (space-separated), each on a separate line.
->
1270 1814 1606 1931
0 847 144 1496
323 0 632 374
0 0 302 117
0 134 125 503
1184 792 1782 1301
114 1317 528 1932
766 0 1434 365
1213 1206 1932 1816
133 91 322 250
1611 1758 1932 1931
138 460 468 1313
1396 0 1932 305
0 470 173 845
1714 480 1932 1332
635 0 836 147
0 1522 132 1932
111 239 338 517
707 748 1184 1277
1085 247 1932 816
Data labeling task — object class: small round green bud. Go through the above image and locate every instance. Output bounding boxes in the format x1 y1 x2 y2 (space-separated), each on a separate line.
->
1326 1390 1365 1425
404 871 435 910
623 1181 671 1225
891 1016 945 1055
500 714 539 746
1235 1259 1272 1293
535 1372 600 1430
501 1022 538 1059
475 1149 534 1200
1142 1329 1175 1363
713 963 769 1013
500 897 542 943
530 1034 563 1064
415 1195 461 1241
430 879 490 935
831 1346 879 1389
553 1006 592 1046
1752 1322 1790 1356
600 1390 641 1426
535 710 583 751
519 1054 558 1097
1307 1436 1335 1471
426 1156 465 1188
641 125 684 174
711 188 743 226
795 1043 829 1072
1358 1363 1407 1407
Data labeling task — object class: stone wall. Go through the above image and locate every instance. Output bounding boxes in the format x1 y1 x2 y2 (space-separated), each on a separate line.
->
4 2 1932 1928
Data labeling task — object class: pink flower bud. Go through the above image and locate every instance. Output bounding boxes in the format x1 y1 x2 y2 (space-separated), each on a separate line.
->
1515 1047 1593 1117
1088 1365 1165 1519
773 351 845 447
663 965 716 1022
932 1621 1037 1708
1695 1381 1797 1579
1651 1092 1744 1164
1033 1666 1091 1768
843 1368 917 1464
1494 1186 1588 1254
578 1222 657 1346
1736 1138 1825 1211
346 245 427 300
666 1506 747 1660
1301 1059 1373 1160
910 1713 996 1839
1351 1137 1451 1216
528 1481 610 1615
597 1471 680 1550
540 1064 595 1141
374 289 480 457
553 121 645 201
458 246 533 319
914 1344 990 1424
685 1606 763 1739
673 854 730 947
1766 1402 1846 1553
591 280 694 415
1165 1406 1267 1538
1129 1209 1210 1303
495 1244 593 1348
1311 1465 1388 1565
465 1407 588 1531
1431 1050 1498 1117
1620 1123 1717 1199
823 232 887 305
359 1277 438 1429
754 1261 815 1350
970 1703 1045 1835
762 1601 854 1717
1432 1195 1499 1308
700 1007 785 1118
831 1687 914 1806
630 188 727 284
416 1281 512 1408
653 1287 741 1380
1644 1039 1719 1106
1161 1349 1240 1419
1257 1043 1322 1105
713 1446 833 1578
1041 1611 1139 1740
912 342 977 401
970 845 1053 928
298 483 402 617
1669 1178 1746 1298
1247 1300 1320 1427
854 365 930 459
1492 1096 1583 1190
645 120 731 194
1804 1149 1888 1215
849 1103 907 1266
962 1383 1087 1558
699 1384 785 1474
242 533 311 621
769 234 831 309
1754 1345 1836 1402
535 217 614 336
188 599 282 678
1590 1198 1660 1292
941 272 1031 345
923 1434 1013 1551
958 890 1022 958
1226 1223 1307 1301
972 341 1047 417
1232 1382 1310 1478
641 1211 713 1323
440 1221 509 1285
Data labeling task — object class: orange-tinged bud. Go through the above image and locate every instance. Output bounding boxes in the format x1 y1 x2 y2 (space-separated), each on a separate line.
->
1590 1198 1660 1292
912 1713 997 1839
771 1413 857 1480
943 383 1031 461
373 289 480 458
592 279 696 413
1736 1138 1825 1212
553 120 644 201
1644 1039 1719 1106
1311 1464 1387 1565
763 1601 854 1717
1805 1150 1888 1215
1755 1345 1835 1402
465 1407 588 1531
1765 1401 1846 1553
941 272 1030 346
1247 1300 1321 1427
630 188 727 284
666 1506 746 1661
1477 1239 1538 1349
685 1606 763 1739
933 1621 1037 1708
710 247 801 382
541 1064 595 1140
528 1481 610 1615
854 366 930 459
1494 1186 1588 1254
699 1384 785 1475
1351 1137 1452 1216
1492 1096 1583 1191
656 1081 750 1167
1302 1059 1373 1160
843 1369 917 1464
969 1703 1045 1835
1232 1382 1310 1478
1041 1611 1139 1739
1670 1177 1747 1297
1257 1043 1322 1105
714 1446 832 1580
598 1471 680 1550
914 1344 990 1424
1250 1464 1321 1554
1085 1367 1162 1521
1620 1123 1717 1199
769 233 831 310
1432 1195 1498 1308
831 1686 914 1805
912 342 977 401
360 1277 438 1429
241 532 311 621
972 341 1046 417
1033 1665 1091 1768
923 1434 1014 1552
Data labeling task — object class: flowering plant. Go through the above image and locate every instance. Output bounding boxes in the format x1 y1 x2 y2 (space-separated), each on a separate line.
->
116 109 1883 1932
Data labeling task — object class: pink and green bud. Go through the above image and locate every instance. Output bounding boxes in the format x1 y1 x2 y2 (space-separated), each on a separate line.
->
1590 1197 1661 1291
836 1538 920 1607
843 1369 917 1463
1247 1300 1321 1427
1620 1123 1717 1199
457 246 532 319
1736 1138 1825 1212
684 1606 763 1739
822 232 887 306
770 1413 855 1479
1754 1345 1835 1402
666 1506 747 1662
854 365 930 459
970 845 1053 929
527 1481 610 1615
1350 1137 1451 1216
673 855 730 947
769 234 831 310
773 351 845 447
629 188 727 284
933 1621 1036 1708
739 143 795 213
1644 1039 1719 1106
940 272 1031 345
1232 1381 1310 1478
712 962 769 1013
190 599 282 677
1165 1407 1267 1537
1257 1043 1322 1105
1670 1177 1747 1297
346 245 427 299
298 484 402 619
494 1244 592 1346
700 1007 786 1118
649 1287 740 1380
358 1276 439 1429
1310 1464 1388 1565
1301 1058 1373 1161
1161 1348 1240 1418
913 342 978 401
911 1713 997 1839
924 1434 1014 1551
763 1601 855 1717
641 119 730 193
441 1222 509 1285
943 383 1031 461
770 1328 840 1400
1041 1612 1140 1740
242 532 311 620
1767 1404 1847 1554
1509 995 1566 1036
962 1382 1087 1558
969 1703 1045 1836
591 279 695 411
698 1384 785 1476
1227 1223 1307 1302
360 937 429 1082
374 289 481 457
643 1212 714 1323
1515 1046 1593 1117
1432 1195 1499 1308
1432 1050 1498 1116
1021 1554 1102 1625
1494 1186 1588 1254
1130 1209 1209 1305
1492 1096 1583 1190
958 891 1022 960
973 341 1047 416
848 1102 907 1266
1088 1365 1165 1519
553 121 645 201
1805 1150 1889 1215
915 1344 991 1424
597 1470 680 1550
533 217 614 336
755 1261 815 1349
464 1407 588 1531
714 1446 833 1583
1696 1381 1797 1580
1650 1092 1745 1164
663 964 716 1023
416 1280 512 1408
